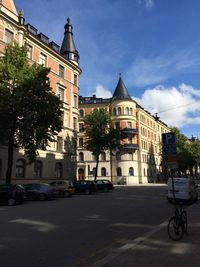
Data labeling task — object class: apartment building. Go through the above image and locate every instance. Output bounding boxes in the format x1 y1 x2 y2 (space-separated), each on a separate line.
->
0 0 81 183
77 76 170 185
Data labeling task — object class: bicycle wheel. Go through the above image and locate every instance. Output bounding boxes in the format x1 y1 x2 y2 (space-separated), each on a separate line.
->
168 216 184 241
181 210 188 233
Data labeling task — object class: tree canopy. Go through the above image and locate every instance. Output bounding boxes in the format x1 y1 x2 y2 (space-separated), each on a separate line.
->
83 108 127 180
0 42 63 183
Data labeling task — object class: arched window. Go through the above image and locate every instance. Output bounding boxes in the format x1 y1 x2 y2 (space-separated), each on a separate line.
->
125 107 129 115
129 167 134 176
143 168 146 176
116 167 122 176
101 167 106 176
34 160 42 178
79 152 84 161
92 153 97 161
117 107 121 115
101 152 106 161
93 167 96 177
116 152 121 160
79 109 84 118
16 159 26 177
55 162 62 179
130 108 133 115
113 108 117 115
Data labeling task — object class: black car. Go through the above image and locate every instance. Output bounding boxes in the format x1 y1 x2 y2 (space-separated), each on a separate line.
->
73 180 97 195
23 183 58 201
0 184 25 206
94 179 114 192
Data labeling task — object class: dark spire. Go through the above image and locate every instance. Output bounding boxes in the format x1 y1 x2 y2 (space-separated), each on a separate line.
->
112 75 132 101
60 18 79 63
19 9 25 25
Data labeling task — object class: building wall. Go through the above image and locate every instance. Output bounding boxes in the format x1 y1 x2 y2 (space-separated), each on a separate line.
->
0 1 81 183
77 97 170 185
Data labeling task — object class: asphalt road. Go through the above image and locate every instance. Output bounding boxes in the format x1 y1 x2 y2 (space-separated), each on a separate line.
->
0 185 172 267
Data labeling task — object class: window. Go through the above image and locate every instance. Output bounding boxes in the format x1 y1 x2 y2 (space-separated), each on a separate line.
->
16 159 26 177
127 121 132 128
59 65 64 78
79 109 84 118
27 45 33 59
115 122 120 129
74 74 78 86
116 167 122 176
79 123 84 132
5 29 13 43
55 162 62 178
39 53 47 66
57 87 65 102
57 137 63 152
113 108 116 115
116 152 121 160
129 167 134 176
34 161 42 178
79 138 83 147
73 95 78 108
92 153 97 161
117 107 121 115
79 152 84 161
101 167 106 176
101 152 106 161
130 108 133 115
125 107 129 115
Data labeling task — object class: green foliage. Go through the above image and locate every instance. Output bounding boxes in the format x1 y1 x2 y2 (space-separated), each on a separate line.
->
171 127 196 175
0 42 63 182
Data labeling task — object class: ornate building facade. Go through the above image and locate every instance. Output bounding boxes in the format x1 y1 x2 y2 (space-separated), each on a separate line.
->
77 76 170 184
0 0 81 183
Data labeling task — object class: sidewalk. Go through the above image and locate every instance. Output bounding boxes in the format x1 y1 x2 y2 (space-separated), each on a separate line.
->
91 201 200 267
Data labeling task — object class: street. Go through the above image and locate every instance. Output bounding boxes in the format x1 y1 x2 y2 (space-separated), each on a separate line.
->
0 185 175 267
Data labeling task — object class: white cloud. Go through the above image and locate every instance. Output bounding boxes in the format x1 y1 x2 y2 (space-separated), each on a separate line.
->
126 51 200 87
92 84 112 98
132 84 200 128
138 0 155 9
145 0 155 8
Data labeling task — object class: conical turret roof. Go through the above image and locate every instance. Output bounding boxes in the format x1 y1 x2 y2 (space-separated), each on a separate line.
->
112 75 132 101
60 18 79 63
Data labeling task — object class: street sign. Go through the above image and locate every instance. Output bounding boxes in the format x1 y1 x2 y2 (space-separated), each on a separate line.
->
162 132 178 169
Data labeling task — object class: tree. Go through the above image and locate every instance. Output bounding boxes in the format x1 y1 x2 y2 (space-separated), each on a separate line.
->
0 42 63 184
83 109 127 180
171 127 195 175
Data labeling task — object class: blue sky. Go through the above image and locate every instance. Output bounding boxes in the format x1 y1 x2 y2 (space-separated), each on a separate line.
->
14 0 200 138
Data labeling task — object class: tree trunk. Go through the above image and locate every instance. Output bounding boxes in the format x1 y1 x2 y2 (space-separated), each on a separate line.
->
6 130 15 184
94 154 100 180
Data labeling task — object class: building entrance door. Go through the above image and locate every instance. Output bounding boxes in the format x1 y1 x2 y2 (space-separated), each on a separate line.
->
78 168 85 180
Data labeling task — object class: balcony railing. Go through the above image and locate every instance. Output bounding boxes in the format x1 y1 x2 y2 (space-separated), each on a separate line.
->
123 144 139 150
123 128 138 135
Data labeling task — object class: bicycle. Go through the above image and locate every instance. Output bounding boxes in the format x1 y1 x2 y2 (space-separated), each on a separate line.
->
167 202 188 241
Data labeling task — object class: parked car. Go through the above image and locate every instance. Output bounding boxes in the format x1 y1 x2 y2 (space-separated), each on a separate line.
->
23 183 58 201
0 184 25 206
94 179 114 192
73 180 97 195
167 177 198 203
49 180 74 197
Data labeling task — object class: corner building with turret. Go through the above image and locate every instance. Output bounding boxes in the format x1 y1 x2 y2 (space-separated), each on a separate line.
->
78 77 170 184
0 0 81 183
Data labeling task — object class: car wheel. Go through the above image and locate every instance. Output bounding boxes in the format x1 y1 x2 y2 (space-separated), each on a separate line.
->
39 193 46 201
84 189 90 195
63 191 71 198
7 197 16 206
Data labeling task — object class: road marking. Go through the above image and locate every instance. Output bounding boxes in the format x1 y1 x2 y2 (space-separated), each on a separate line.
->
10 218 59 232
90 221 167 267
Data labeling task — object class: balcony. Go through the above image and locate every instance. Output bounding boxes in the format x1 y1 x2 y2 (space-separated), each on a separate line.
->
123 144 139 151
123 128 138 135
